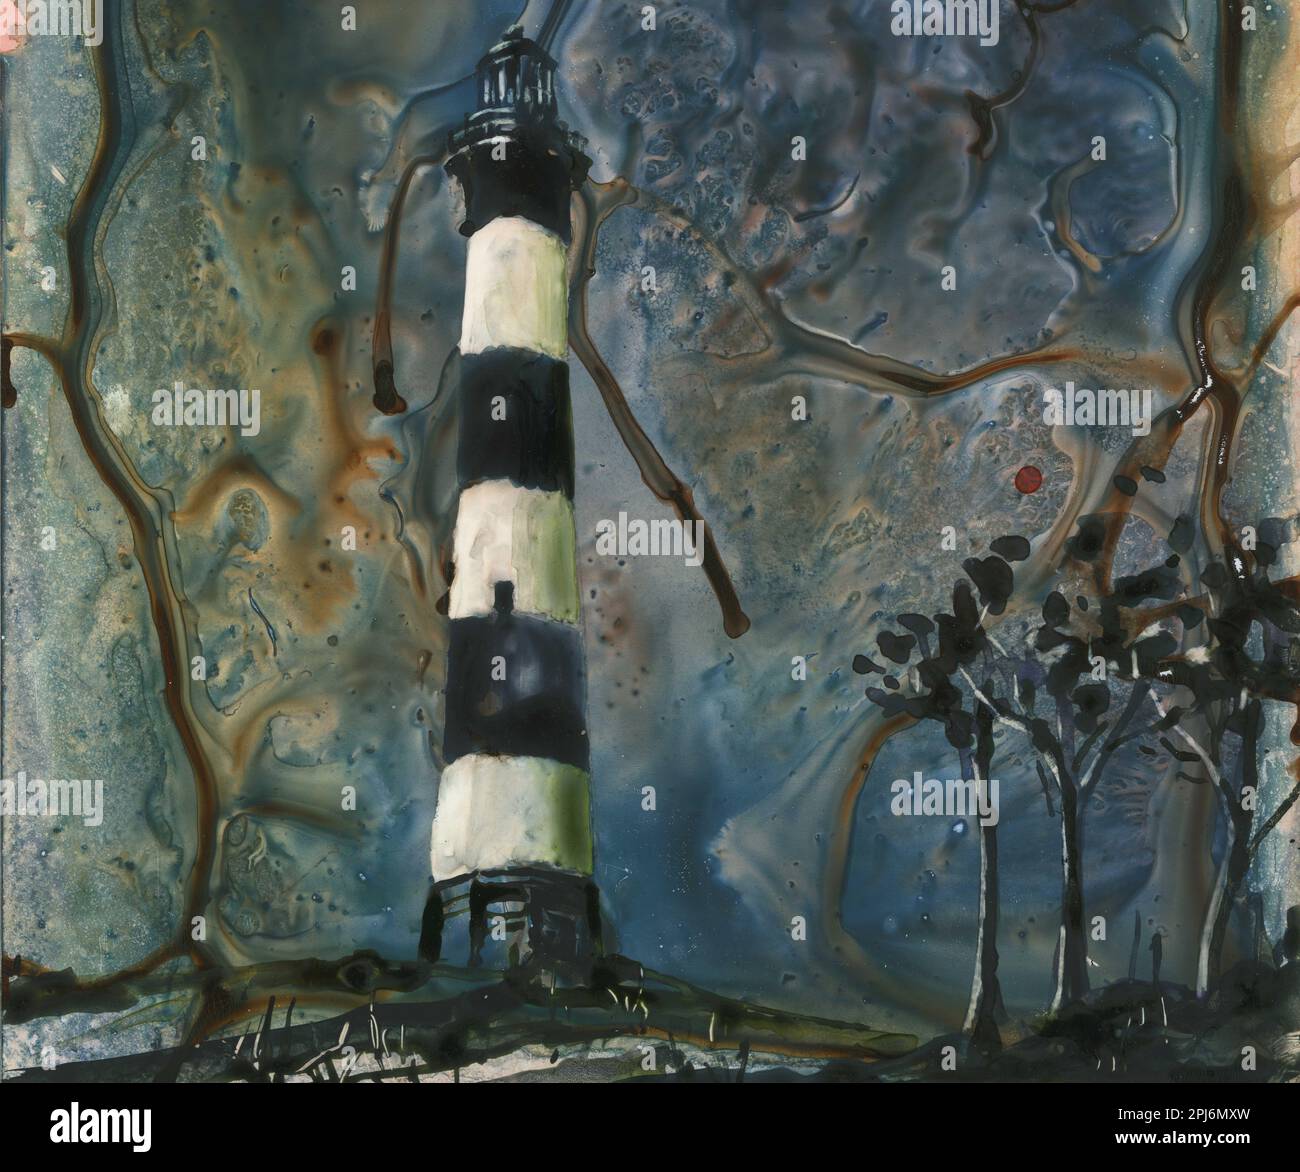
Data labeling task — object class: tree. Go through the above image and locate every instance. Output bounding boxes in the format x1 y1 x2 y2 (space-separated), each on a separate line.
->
862 508 1300 1017
855 569 1006 1050
858 536 1148 1015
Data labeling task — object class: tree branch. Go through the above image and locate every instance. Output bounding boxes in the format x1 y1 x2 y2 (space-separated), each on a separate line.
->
1249 775 1300 859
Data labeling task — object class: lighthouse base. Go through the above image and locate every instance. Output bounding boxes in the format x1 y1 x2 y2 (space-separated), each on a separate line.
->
420 867 601 981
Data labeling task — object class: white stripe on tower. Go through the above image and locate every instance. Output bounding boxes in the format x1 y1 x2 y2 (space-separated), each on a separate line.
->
460 216 568 359
447 482 579 623
432 754 592 876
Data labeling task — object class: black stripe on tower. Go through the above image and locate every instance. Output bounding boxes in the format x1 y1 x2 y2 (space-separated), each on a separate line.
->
457 348 575 497
444 583 589 770
446 130 585 242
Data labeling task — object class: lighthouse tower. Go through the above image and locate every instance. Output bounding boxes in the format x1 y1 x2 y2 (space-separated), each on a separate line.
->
421 26 599 974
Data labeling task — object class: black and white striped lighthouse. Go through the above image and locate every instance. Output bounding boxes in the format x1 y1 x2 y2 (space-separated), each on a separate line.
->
421 26 600 974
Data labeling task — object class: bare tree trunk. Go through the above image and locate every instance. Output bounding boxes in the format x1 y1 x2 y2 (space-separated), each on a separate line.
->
964 815 1002 1051
1051 774 1089 1012
962 704 1001 1052
1198 699 1260 995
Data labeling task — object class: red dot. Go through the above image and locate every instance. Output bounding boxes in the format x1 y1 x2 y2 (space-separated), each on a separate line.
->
1015 465 1043 494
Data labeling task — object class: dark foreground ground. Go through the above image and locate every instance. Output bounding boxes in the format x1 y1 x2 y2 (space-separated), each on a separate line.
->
4 951 1297 1083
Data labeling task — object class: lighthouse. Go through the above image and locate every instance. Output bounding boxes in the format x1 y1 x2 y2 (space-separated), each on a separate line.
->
421 26 600 974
